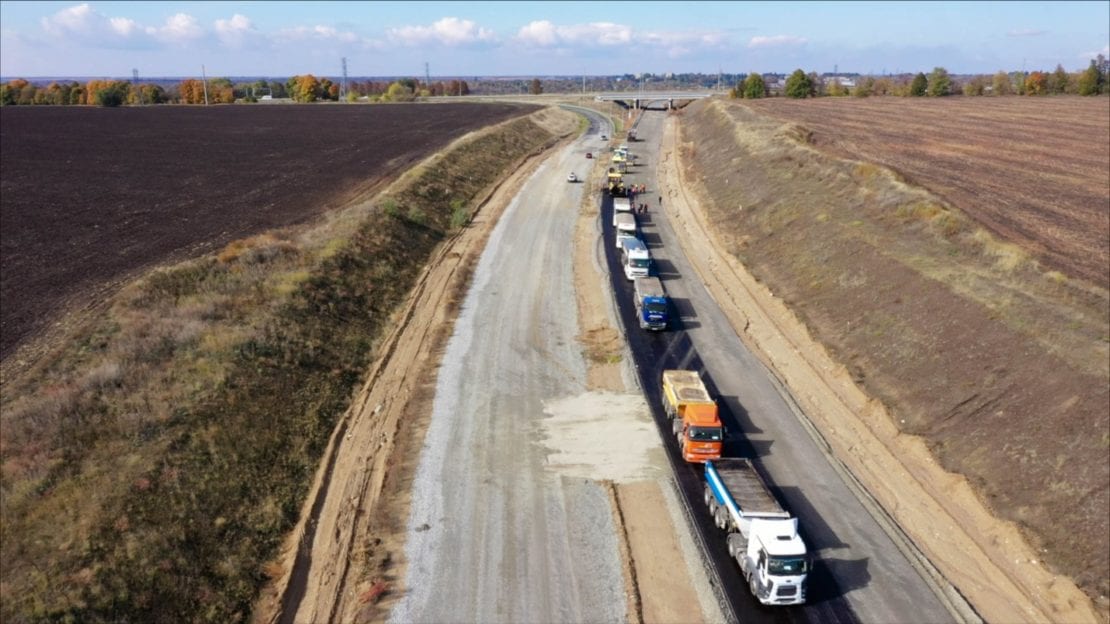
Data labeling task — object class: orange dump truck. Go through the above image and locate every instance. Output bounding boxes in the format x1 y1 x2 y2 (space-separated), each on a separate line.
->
661 370 724 462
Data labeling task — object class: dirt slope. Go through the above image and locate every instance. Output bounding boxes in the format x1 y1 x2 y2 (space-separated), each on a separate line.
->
676 99 1107 619
742 96 1110 288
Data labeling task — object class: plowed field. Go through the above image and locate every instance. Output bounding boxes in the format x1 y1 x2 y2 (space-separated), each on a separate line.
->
0 103 533 361
744 96 1110 288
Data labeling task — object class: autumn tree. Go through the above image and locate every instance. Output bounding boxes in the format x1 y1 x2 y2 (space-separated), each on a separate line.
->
1024 71 1048 95
289 75 321 102
909 72 928 96
927 67 951 96
871 77 893 96
784 69 811 98
381 81 414 102
1077 58 1103 95
852 76 875 97
826 77 848 96
742 72 767 98
990 70 1011 95
806 71 822 96
962 76 986 96
176 79 201 104
529 78 543 95
1050 64 1070 94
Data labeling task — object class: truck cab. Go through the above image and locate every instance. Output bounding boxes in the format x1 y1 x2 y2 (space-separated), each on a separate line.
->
634 276 668 330
737 519 808 605
620 238 651 281
661 370 724 462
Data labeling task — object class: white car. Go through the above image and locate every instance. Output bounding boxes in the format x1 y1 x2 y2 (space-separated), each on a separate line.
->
567 172 578 183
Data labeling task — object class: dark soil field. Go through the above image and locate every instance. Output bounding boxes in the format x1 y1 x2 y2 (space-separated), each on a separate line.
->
743 96 1110 288
682 99 1109 614
0 103 533 362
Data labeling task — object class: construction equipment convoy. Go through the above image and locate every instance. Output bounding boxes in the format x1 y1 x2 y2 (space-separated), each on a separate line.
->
704 460 809 605
598 134 809 607
633 276 668 330
661 370 723 462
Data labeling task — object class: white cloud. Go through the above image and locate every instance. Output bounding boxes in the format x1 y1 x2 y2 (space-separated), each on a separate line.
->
1079 44 1109 60
157 13 203 42
39 4 203 46
515 20 631 47
108 16 141 37
388 17 495 46
1007 28 1047 37
215 14 256 47
277 24 360 44
748 34 807 48
40 3 97 37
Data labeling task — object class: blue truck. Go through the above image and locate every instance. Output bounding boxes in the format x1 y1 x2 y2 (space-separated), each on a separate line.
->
633 276 668 330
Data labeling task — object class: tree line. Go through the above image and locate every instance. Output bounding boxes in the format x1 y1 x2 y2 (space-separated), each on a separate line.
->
730 56 1107 99
0 75 473 106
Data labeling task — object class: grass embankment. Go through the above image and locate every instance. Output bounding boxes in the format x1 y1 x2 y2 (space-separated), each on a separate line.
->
0 112 560 622
680 99 1108 609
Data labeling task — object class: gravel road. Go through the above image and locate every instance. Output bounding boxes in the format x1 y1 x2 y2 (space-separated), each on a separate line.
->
390 121 629 624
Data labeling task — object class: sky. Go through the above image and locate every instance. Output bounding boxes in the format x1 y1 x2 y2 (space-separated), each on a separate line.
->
1 1 1107 78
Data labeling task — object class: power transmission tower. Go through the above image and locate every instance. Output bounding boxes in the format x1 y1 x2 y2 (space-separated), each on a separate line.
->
341 57 349 99
201 64 209 105
425 62 431 90
132 68 143 105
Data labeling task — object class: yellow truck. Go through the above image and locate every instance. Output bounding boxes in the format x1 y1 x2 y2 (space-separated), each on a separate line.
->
661 370 724 462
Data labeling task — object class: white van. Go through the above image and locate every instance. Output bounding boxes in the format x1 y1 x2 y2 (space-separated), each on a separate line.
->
621 238 651 280
615 212 637 249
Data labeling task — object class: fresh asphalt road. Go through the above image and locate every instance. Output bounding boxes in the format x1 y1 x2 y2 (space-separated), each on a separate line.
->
389 115 629 624
604 109 956 624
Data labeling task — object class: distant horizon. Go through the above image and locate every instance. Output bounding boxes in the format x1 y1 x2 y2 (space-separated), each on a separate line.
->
2 1 1107 77
0 67 1081 83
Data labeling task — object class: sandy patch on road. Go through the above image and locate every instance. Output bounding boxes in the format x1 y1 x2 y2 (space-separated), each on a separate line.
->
658 115 1099 624
541 392 663 483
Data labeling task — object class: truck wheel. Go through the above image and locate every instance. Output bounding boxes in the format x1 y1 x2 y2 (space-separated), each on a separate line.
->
671 419 682 435
750 576 760 599
715 507 727 530
727 533 744 558
703 484 713 507
708 496 718 516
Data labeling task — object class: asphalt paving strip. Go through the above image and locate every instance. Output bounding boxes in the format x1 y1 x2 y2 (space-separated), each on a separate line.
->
596 124 859 624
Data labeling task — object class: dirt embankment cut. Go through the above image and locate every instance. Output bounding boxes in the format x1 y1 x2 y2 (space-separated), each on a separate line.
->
676 99 1107 620
0 107 560 624
742 96 1110 288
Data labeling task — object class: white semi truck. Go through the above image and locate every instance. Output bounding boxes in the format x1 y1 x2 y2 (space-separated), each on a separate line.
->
703 459 809 605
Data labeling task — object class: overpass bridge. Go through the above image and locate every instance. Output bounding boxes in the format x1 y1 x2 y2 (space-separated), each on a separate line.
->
595 91 714 110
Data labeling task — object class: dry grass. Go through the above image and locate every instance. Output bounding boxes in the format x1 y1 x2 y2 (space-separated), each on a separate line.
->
0 113 558 622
